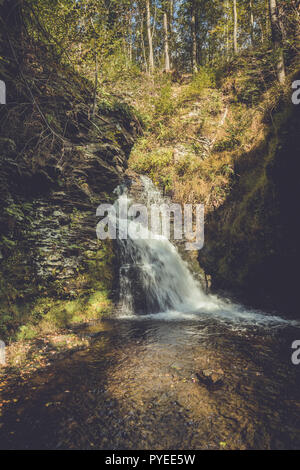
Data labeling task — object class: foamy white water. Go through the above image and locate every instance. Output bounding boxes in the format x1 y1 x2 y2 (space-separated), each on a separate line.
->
115 176 298 329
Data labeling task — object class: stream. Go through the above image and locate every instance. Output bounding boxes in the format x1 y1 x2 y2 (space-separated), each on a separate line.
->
0 176 299 450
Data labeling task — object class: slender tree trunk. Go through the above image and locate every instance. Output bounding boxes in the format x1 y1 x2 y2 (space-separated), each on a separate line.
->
146 0 154 74
163 10 170 72
128 9 133 63
269 0 286 83
260 20 265 44
140 13 148 73
129 41 133 63
195 5 202 65
169 0 174 67
225 0 230 59
170 0 174 33
233 0 238 54
249 0 254 45
191 0 198 72
265 0 271 41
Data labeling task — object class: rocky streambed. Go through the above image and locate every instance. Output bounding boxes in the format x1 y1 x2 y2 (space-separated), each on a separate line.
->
0 315 299 450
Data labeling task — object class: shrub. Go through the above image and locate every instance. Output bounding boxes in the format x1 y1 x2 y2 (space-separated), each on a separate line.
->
16 324 37 341
180 67 216 102
130 148 172 173
153 83 175 119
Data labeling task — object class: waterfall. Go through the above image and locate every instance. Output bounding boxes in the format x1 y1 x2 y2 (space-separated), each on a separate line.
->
114 176 297 327
115 176 207 315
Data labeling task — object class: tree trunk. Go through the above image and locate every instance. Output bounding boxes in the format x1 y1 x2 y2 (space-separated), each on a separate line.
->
260 20 265 44
128 9 133 63
225 0 230 59
146 0 154 74
191 0 198 73
249 0 254 45
265 0 271 41
170 0 174 33
269 0 286 83
169 0 174 68
163 10 170 72
140 13 148 73
233 0 238 54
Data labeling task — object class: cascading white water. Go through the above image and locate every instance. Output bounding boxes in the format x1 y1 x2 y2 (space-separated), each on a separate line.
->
115 176 206 315
115 176 298 328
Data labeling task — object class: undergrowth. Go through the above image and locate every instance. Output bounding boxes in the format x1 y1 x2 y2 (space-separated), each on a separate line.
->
127 54 294 212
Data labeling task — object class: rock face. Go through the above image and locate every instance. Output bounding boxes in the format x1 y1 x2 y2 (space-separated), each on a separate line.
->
199 99 300 317
0 53 139 338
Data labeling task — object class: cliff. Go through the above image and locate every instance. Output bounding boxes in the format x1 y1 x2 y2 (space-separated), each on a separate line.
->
0 42 139 340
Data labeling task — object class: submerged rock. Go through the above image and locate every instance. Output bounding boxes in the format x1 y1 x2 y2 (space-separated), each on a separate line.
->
195 369 224 390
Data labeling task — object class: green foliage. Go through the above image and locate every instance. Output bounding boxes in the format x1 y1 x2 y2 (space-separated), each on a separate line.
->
174 158 189 177
218 51 279 107
0 237 115 342
0 235 16 250
130 147 173 175
214 104 251 152
4 203 25 222
101 48 141 85
0 307 15 338
16 324 37 341
130 147 174 193
193 67 216 88
180 68 216 102
153 82 176 120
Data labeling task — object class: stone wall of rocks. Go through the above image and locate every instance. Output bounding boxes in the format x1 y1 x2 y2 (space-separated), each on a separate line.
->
0 104 138 315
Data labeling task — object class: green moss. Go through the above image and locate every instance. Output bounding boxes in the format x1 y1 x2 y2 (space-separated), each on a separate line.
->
0 239 116 342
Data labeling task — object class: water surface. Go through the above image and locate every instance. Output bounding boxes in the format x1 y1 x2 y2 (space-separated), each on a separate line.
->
0 314 299 450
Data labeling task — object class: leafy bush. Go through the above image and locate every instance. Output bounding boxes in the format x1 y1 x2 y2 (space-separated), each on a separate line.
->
130 148 174 193
130 148 173 174
101 48 141 85
180 67 216 102
153 83 175 119
193 67 216 88
17 324 37 341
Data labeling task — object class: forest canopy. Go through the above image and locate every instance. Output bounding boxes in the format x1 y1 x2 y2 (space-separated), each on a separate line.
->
1 0 299 89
